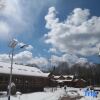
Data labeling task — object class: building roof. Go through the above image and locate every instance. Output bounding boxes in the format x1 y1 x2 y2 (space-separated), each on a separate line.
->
52 75 74 83
0 61 49 77
56 79 73 83
53 75 74 79
63 75 74 79
53 75 60 79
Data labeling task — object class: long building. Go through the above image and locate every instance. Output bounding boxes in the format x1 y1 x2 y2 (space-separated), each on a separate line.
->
49 74 87 87
0 61 50 93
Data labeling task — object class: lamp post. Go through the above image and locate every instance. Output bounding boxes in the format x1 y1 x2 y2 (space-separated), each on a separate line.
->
8 39 28 100
8 39 18 100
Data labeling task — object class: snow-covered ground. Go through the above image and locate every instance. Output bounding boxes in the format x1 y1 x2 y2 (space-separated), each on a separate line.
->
0 87 100 100
65 87 100 100
0 87 65 100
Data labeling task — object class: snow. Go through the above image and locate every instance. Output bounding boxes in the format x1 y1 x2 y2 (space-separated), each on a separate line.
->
56 79 72 83
53 75 74 79
0 88 65 100
0 61 49 77
53 75 74 83
61 87 100 100
0 87 100 100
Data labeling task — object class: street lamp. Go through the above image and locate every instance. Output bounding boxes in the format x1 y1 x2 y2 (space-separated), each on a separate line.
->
8 39 28 100
8 39 18 100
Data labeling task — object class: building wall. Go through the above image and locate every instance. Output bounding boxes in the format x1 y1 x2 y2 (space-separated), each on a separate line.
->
0 73 49 93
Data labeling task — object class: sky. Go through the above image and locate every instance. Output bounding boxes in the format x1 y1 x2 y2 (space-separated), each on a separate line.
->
0 0 100 68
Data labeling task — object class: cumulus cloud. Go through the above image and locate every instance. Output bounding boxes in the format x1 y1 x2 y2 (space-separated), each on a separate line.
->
0 50 88 68
76 58 88 64
30 57 48 67
44 7 100 56
0 0 57 39
25 45 33 51
0 51 48 67
0 0 23 39
48 48 57 53
14 51 33 64
0 0 5 10
16 51 48 67
0 54 10 62
50 54 79 66
0 21 10 39
18 42 33 51
0 51 33 64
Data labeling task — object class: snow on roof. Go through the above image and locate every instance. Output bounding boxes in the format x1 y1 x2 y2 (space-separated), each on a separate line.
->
53 75 74 79
52 75 74 83
56 79 73 83
0 61 49 77
53 76 60 79
63 75 74 79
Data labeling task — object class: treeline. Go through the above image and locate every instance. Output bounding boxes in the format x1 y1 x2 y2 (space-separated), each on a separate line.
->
24 61 100 85
51 61 100 86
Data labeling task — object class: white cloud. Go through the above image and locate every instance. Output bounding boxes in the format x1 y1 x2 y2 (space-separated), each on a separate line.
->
0 0 21 20
25 45 33 51
66 8 90 26
44 7 100 56
0 0 24 39
0 21 10 39
50 54 90 67
0 51 33 64
0 0 57 39
0 50 87 68
76 58 88 64
75 57 96 68
48 48 57 53
15 52 49 67
18 42 33 51
45 7 59 29
0 54 10 62
50 54 79 66
14 51 33 64
0 51 48 68
0 0 5 10
30 57 48 67
14 51 48 67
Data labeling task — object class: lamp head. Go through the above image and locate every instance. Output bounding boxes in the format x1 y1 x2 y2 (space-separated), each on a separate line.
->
20 44 28 49
9 39 18 48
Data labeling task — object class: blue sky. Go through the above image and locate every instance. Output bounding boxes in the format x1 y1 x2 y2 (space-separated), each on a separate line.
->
0 0 100 66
